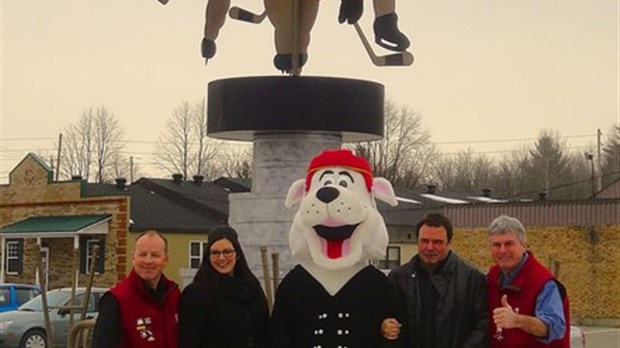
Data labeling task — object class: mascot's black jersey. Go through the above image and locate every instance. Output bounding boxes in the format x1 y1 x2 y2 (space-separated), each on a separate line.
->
270 265 402 348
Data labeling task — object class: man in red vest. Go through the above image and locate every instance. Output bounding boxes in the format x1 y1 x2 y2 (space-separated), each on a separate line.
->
92 230 180 348
487 215 570 348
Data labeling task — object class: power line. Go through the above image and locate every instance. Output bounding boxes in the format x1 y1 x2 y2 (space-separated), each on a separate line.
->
438 145 595 157
501 171 620 199
2 132 605 146
434 134 596 145
0 137 56 142
0 144 599 162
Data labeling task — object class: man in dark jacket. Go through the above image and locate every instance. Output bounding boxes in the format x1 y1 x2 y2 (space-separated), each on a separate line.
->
381 213 489 348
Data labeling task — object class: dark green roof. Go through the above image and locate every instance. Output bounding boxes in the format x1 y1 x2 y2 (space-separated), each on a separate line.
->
1 214 111 234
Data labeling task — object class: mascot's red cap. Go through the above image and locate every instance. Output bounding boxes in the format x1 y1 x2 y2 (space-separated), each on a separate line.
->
305 149 373 192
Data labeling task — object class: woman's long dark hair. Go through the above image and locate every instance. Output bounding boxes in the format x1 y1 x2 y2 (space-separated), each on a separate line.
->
191 225 264 301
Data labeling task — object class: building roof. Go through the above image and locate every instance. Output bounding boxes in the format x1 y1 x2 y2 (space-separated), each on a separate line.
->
213 177 251 192
84 177 229 234
82 173 613 234
136 178 230 216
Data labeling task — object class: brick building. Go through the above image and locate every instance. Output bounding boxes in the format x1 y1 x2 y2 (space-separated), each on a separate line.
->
0 154 129 289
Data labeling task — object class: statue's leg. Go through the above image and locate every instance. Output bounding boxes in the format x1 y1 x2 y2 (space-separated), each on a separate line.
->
372 0 410 52
266 0 289 54
202 0 231 60
299 0 319 57
266 0 319 72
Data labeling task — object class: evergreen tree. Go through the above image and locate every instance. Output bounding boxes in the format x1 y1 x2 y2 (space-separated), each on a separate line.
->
524 130 571 199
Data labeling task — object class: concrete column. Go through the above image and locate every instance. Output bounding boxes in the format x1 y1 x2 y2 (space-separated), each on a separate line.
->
229 132 342 280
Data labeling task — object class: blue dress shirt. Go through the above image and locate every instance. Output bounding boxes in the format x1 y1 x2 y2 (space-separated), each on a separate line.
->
499 253 566 343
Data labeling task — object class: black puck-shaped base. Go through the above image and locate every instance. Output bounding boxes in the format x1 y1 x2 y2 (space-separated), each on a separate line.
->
207 76 384 142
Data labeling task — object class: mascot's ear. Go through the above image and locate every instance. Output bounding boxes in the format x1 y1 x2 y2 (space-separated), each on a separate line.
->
372 177 398 207
285 179 306 208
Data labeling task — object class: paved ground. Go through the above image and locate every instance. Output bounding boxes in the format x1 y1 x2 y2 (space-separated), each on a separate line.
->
579 326 620 347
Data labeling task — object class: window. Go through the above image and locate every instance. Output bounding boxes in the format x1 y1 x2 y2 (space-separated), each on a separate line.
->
68 293 97 313
5 239 23 275
15 287 39 306
189 241 209 269
0 287 10 306
80 237 105 274
376 246 401 271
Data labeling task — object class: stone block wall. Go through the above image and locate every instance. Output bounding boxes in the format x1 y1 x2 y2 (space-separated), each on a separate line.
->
450 225 620 325
1 157 81 204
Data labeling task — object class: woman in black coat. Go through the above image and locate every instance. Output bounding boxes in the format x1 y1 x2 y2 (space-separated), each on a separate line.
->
179 225 269 348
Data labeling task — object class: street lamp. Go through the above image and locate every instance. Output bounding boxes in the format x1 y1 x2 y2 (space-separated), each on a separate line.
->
585 152 595 197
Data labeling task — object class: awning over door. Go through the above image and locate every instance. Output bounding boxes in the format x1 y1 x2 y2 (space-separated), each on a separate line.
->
0 214 111 238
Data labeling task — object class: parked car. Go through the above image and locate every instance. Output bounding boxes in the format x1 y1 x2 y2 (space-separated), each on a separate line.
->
0 284 41 313
0 287 107 348
570 325 587 347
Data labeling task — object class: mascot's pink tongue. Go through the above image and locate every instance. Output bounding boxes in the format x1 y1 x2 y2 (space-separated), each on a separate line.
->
327 240 344 258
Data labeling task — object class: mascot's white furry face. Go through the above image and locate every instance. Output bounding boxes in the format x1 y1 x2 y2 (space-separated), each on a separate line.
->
285 150 397 270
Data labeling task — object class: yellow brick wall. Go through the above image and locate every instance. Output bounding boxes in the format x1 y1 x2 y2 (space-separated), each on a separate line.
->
450 225 620 324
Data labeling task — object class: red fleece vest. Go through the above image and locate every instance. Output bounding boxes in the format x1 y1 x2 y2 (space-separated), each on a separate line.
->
110 270 180 348
488 252 570 348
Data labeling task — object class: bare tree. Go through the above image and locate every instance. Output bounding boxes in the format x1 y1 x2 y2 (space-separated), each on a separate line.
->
214 145 253 179
59 112 94 180
155 102 193 179
155 100 222 179
490 149 530 197
193 100 220 176
57 106 125 182
565 150 596 198
350 100 436 188
601 125 620 186
432 149 497 193
93 108 125 183
109 153 136 182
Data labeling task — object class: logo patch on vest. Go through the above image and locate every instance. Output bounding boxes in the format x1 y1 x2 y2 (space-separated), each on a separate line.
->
136 317 156 342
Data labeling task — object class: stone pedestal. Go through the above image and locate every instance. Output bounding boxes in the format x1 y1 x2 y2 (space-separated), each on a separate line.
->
229 133 342 277
207 76 384 278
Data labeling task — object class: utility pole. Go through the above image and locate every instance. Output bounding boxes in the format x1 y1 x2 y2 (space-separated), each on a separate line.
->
55 133 63 181
597 128 602 192
130 156 134 183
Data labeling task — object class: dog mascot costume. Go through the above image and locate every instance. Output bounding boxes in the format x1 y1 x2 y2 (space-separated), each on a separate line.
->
270 149 402 348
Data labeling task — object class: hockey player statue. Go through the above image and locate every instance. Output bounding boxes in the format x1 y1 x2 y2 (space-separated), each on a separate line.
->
154 0 413 74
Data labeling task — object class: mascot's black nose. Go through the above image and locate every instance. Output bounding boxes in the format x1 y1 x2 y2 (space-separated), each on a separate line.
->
316 186 340 203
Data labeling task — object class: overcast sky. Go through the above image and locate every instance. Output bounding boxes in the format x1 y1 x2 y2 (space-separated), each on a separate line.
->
1 0 618 182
